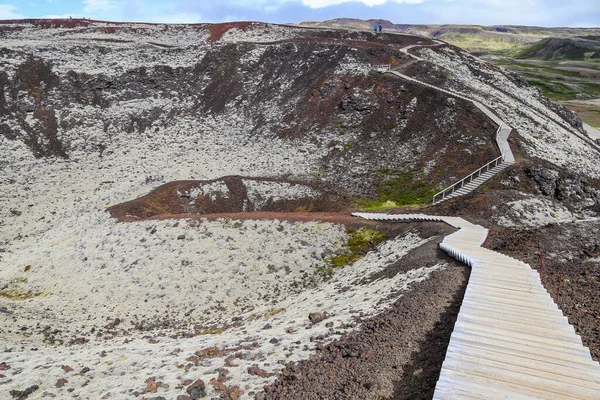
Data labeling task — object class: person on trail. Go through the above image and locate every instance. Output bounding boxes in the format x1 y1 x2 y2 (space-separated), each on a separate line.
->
374 25 378 33
379 25 382 33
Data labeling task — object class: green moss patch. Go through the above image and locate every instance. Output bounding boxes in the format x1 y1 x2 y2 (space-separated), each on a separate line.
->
0 277 45 300
317 227 387 278
356 169 439 210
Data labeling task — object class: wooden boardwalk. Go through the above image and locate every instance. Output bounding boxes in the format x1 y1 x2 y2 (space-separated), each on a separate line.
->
353 213 600 399
386 39 515 204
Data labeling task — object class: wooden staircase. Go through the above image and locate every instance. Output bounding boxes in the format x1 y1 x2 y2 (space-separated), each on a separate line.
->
352 212 600 399
356 39 600 398
377 40 515 204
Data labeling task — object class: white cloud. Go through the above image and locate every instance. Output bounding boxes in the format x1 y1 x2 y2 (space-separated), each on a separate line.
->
300 0 425 8
0 4 25 19
83 0 120 13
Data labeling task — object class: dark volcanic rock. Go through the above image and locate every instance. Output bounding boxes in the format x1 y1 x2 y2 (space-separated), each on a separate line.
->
527 165 558 196
308 312 328 324
9 385 39 399
186 379 206 399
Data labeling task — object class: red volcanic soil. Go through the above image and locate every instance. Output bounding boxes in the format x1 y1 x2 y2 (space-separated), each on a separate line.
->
208 22 253 41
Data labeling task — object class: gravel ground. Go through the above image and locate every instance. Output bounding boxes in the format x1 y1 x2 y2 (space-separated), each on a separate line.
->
258 222 469 400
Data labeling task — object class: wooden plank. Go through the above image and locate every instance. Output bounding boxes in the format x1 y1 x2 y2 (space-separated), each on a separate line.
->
452 324 591 359
443 351 600 390
436 374 559 400
466 281 552 299
462 291 557 311
455 315 580 344
464 282 548 299
462 291 559 312
472 266 539 282
463 288 561 313
452 322 585 352
443 360 600 399
445 343 600 383
459 300 568 322
450 334 596 367
455 313 580 345
457 307 574 332
468 274 544 289
433 378 531 400
470 263 536 274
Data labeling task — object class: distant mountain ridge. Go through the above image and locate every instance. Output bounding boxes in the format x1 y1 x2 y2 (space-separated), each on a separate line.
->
516 36 600 60
300 18 600 53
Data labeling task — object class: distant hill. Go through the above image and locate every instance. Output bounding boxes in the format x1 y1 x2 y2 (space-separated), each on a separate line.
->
516 37 600 60
300 18 600 53
301 18 600 104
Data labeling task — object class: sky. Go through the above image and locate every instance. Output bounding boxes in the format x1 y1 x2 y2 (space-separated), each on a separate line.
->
0 0 598 27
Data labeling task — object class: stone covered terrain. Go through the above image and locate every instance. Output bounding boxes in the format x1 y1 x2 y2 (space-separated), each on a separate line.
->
0 19 599 399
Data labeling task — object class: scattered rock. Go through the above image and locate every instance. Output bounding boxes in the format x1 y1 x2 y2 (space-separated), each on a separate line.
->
61 365 73 373
55 378 68 388
79 367 90 375
9 385 39 399
144 377 166 394
186 379 206 399
210 379 227 391
340 90 379 114
247 365 268 377
308 312 328 324
225 385 244 399
177 234 186 240
0 362 10 370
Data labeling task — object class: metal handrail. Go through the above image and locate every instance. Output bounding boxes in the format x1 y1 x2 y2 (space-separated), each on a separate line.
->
372 64 391 71
432 124 507 204
432 154 505 204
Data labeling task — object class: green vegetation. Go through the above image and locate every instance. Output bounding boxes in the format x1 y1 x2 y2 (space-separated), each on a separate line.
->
197 327 226 335
528 78 580 101
492 57 600 101
563 101 600 129
263 307 286 318
0 277 44 300
317 227 387 278
439 32 526 53
355 169 439 210
514 38 600 61
345 141 353 149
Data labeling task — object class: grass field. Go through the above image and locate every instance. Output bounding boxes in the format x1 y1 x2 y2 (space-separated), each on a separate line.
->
563 100 600 128
487 56 600 101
